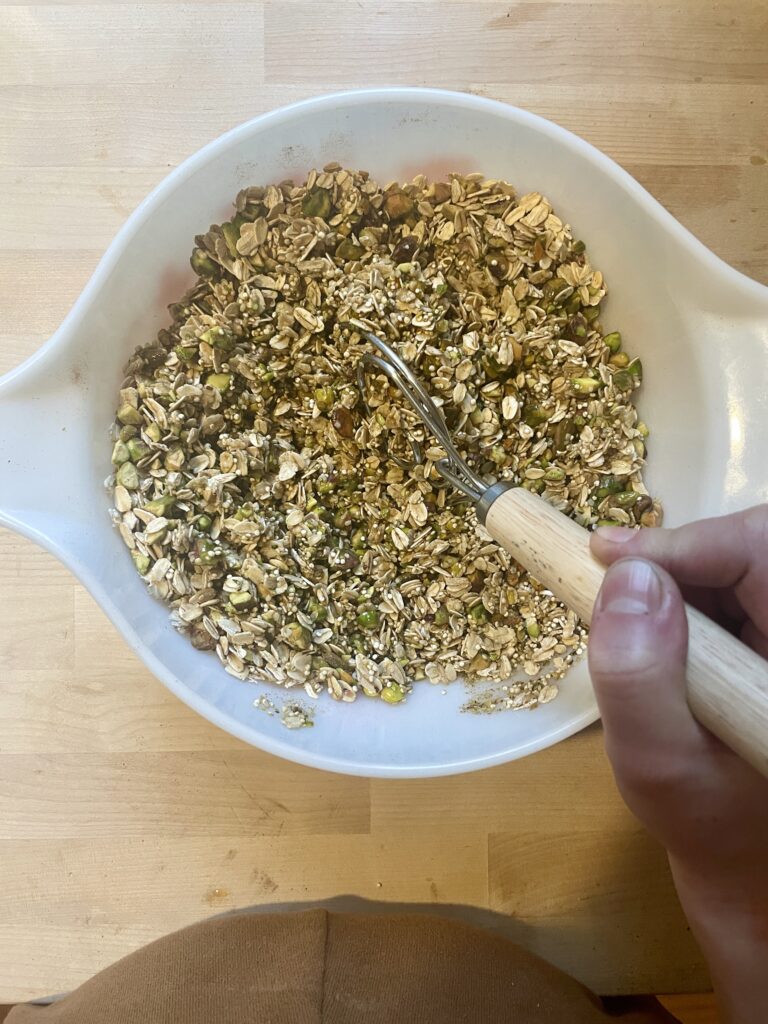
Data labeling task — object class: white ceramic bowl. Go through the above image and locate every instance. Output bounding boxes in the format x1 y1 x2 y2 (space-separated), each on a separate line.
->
1 89 767 777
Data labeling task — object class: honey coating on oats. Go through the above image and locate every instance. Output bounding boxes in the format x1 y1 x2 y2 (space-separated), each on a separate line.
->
109 166 660 708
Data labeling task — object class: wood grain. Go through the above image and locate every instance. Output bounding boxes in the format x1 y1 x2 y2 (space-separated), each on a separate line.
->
488 828 702 994
659 994 719 1024
1 0 766 1005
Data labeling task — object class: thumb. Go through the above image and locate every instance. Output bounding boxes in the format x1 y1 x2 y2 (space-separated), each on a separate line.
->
588 557 707 808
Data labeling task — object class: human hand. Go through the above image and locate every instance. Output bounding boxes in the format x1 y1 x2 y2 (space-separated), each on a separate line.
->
588 506 768 1023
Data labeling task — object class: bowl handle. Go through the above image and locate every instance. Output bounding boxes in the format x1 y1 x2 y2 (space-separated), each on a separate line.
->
0 343 92 549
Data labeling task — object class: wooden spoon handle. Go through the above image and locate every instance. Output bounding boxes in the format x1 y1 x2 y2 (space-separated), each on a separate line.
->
481 485 768 778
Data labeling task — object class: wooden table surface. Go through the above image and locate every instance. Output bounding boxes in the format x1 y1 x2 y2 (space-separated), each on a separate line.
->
1 0 766 1005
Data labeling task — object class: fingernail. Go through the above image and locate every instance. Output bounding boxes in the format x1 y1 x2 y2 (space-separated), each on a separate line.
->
596 525 636 544
597 558 663 615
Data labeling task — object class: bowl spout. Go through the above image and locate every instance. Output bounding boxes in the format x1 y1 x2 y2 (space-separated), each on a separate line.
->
0 340 93 549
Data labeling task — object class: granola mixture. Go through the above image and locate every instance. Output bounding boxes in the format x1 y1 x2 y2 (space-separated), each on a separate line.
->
109 167 660 707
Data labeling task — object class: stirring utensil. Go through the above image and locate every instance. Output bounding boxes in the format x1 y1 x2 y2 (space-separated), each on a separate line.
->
356 326 768 778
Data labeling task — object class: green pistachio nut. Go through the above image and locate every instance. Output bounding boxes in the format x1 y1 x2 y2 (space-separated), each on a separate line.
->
116 462 140 489
570 377 601 396
111 440 131 465
126 438 150 461
281 622 312 650
381 683 405 704
314 386 335 412
206 373 232 392
356 608 380 630
190 248 219 278
229 590 254 610
302 188 333 219
131 551 151 575
117 402 143 426
200 327 235 350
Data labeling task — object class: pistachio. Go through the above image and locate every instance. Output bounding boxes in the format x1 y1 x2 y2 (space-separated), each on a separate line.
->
126 438 150 462
116 462 139 489
190 248 219 278
356 607 380 630
544 466 565 483
335 238 365 261
117 402 143 426
281 622 311 650
609 351 630 368
144 495 175 516
195 537 223 565
302 188 332 219
381 682 405 704
111 440 131 465
314 386 335 412
603 331 622 353
569 377 601 395
206 373 232 391
542 276 568 302
523 404 549 428
525 618 540 639
468 603 489 625
612 370 633 391
434 607 450 627
614 490 639 509
200 326 235 350
175 344 197 364
229 590 254 610
307 598 328 623
221 221 241 258
596 477 623 499
131 551 151 575
627 358 643 382
522 478 545 494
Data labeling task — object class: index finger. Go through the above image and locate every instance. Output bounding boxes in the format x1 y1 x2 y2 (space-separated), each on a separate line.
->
589 504 768 633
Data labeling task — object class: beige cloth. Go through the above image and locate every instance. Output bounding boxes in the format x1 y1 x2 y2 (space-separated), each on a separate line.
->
8 910 679 1023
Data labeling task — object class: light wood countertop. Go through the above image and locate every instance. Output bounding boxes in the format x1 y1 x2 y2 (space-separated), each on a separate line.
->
1 0 766 1003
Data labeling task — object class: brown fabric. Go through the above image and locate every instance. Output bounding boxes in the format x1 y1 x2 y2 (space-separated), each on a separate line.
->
8 910 679 1023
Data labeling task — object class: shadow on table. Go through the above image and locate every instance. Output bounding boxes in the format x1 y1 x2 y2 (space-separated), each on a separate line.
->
224 893 543 944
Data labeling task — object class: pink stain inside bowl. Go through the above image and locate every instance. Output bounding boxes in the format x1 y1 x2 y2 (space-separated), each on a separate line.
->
156 265 195 308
